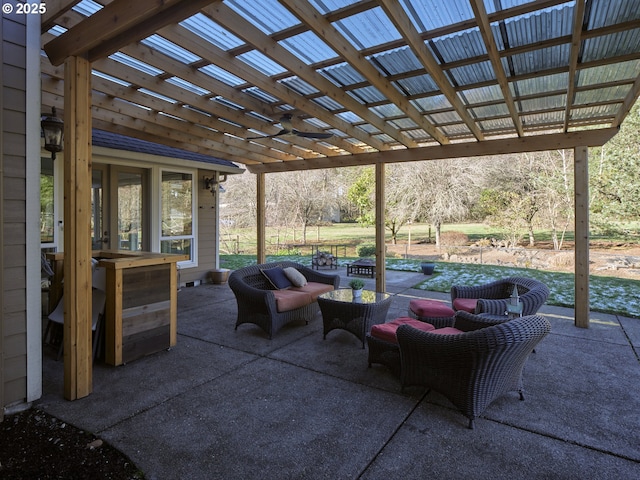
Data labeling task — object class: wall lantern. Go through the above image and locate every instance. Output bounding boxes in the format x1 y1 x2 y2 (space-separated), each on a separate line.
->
203 174 228 195
41 106 64 160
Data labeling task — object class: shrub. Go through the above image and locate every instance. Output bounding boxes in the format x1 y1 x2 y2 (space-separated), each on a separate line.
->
440 231 469 246
356 243 376 257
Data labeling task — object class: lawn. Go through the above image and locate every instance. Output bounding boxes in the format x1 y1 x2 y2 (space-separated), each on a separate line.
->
220 254 640 319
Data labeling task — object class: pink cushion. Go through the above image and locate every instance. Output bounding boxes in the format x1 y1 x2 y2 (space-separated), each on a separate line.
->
453 297 477 313
409 299 455 318
370 317 435 344
431 327 463 335
290 282 334 301
272 289 312 312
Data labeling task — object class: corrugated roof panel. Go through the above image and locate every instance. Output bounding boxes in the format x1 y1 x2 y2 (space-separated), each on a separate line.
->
72 0 101 16
484 0 540 15
312 96 345 111
571 104 620 120
350 86 387 104
429 28 486 64
401 129 430 141
137 88 179 104
109 52 163 76
279 31 338 65
461 84 504 104
521 111 565 127
373 133 397 143
199 65 245 87
479 117 517 131
495 4 574 50
519 94 566 113
582 29 640 63
588 0 640 28
308 0 359 14
320 63 366 87
180 14 244 51
395 74 439 96
448 61 495 86
574 85 631 105
332 7 402 49
336 111 364 124
141 35 201 64
242 86 279 104
440 123 471 136
225 0 299 34
166 77 210 96
358 123 381 134
389 118 419 129
92 70 133 88
507 44 571 76
470 103 510 119
279 77 320 96
401 0 474 32
369 46 422 76
411 95 453 112
578 59 640 86
370 103 406 118
429 111 462 124
511 72 569 96
237 50 288 76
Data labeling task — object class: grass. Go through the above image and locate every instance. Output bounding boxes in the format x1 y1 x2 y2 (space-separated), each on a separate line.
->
220 254 640 318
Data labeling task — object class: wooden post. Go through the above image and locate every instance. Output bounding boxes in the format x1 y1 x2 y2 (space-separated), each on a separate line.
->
63 55 93 399
375 163 385 292
574 146 589 327
256 172 266 264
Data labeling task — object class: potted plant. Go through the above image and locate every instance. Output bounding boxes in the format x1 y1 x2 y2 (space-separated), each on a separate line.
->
348 279 365 298
420 262 435 275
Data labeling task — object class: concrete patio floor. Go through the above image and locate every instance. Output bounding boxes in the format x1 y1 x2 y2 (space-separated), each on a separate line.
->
38 268 640 479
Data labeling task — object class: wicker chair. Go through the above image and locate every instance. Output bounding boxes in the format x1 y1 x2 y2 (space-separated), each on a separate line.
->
397 312 551 429
450 276 550 317
229 261 340 339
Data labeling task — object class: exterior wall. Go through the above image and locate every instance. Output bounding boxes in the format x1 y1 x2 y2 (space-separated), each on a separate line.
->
1 10 32 413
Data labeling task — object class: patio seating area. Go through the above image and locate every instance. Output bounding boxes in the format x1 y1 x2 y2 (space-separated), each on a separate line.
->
37 268 640 479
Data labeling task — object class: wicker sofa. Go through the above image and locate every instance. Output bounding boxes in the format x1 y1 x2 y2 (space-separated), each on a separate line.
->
450 276 550 317
229 261 340 338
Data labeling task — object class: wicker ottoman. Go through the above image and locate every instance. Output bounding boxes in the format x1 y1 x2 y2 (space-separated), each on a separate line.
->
408 299 455 328
367 317 436 375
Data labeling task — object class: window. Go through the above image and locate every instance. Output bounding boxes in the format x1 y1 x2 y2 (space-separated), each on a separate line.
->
160 170 195 262
40 157 55 246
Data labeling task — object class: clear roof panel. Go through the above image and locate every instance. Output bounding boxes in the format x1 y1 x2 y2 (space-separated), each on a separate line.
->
519 94 567 113
92 70 132 88
370 103 406 118
242 87 280 104
320 63 367 87
336 111 364 124
180 14 244 51
279 77 320 96
369 47 423 76
308 0 360 15
312 96 345 111
461 84 504 104
470 103 510 119
507 45 571 76
332 7 402 50
448 61 495 86
141 35 201 64
521 110 564 127
279 31 338 65
350 85 388 104
511 72 569 96
582 29 640 63
571 104 620 120
199 65 246 87
587 0 640 28
137 88 179 104
400 0 474 32
225 0 299 35
395 74 439 96
495 3 574 50
574 85 632 105
72 0 101 16
429 28 486 64
411 95 453 112
165 77 210 96
236 50 288 76
484 0 542 15
109 52 163 76
578 60 640 87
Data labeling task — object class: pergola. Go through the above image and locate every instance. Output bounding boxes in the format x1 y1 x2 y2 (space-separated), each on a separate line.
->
40 0 640 399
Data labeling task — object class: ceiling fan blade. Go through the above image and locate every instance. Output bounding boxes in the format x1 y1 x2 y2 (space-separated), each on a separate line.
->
294 130 333 139
246 129 290 140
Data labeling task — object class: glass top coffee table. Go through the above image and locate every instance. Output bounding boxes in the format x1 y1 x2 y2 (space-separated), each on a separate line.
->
317 289 393 348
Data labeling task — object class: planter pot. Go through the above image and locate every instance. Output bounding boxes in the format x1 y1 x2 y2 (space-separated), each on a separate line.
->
352 288 363 298
421 263 435 275
209 268 230 284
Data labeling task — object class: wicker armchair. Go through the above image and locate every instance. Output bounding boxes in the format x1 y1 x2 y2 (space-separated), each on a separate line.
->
397 312 551 429
229 261 340 339
450 276 549 317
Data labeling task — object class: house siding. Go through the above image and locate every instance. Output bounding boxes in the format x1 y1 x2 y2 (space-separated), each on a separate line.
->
1 12 29 412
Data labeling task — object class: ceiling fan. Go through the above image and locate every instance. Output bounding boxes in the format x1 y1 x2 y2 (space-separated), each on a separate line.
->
247 114 333 140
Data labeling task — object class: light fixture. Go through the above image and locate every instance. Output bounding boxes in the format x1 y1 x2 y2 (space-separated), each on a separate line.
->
41 106 64 160
203 174 228 194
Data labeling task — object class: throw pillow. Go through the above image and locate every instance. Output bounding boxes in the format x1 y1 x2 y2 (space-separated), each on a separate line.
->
260 266 292 290
283 267 307 287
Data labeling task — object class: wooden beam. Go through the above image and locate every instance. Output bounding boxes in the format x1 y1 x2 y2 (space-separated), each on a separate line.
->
256 173 266 264
574 146 589 328
247 129 619 173
280 0 449 145
43 0 215 66
207 3 417 148
63 55 93 400
40 0 82 33
563 0 587 132
379 0 484 141
375 163 386 293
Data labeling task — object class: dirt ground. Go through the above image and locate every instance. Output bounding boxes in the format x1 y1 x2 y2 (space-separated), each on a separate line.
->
385 241 640 280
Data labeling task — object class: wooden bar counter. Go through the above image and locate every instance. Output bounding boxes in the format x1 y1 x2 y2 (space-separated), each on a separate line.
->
47 250 187 366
